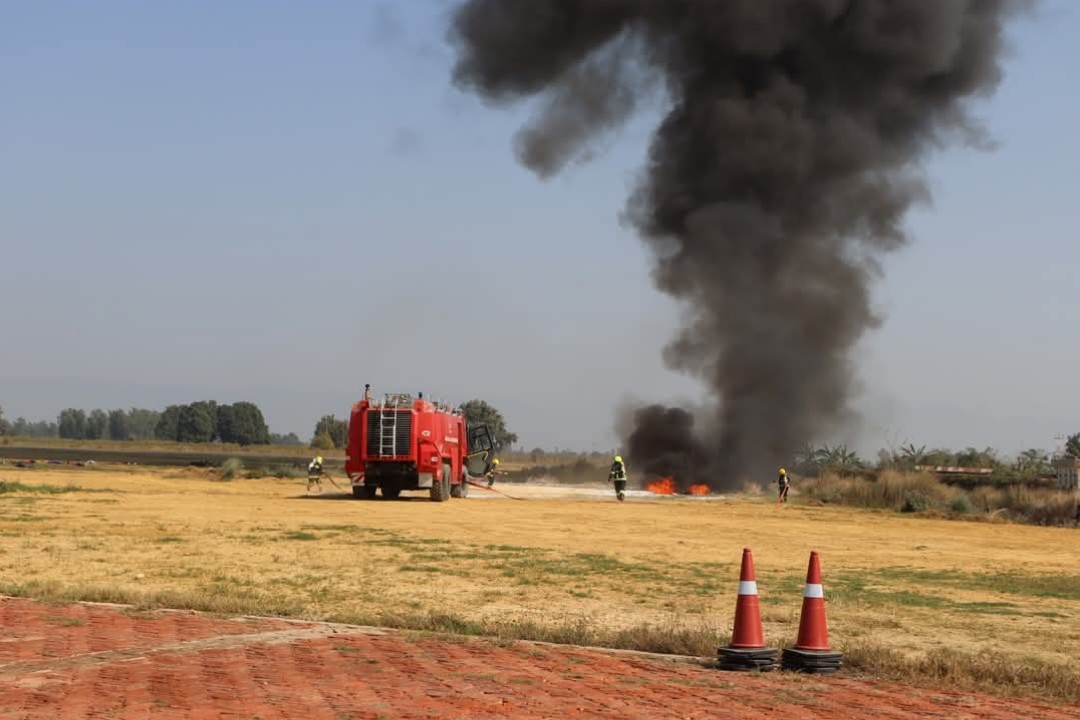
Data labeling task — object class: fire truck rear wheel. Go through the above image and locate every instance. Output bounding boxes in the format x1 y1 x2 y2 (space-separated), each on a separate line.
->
431 463 451 502
353 485 377 500
450 467 467 499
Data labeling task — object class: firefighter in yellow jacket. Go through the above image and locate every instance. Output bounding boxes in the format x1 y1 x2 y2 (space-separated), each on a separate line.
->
608 455 628 501
776 467 791 505
307 456 326 493
485 458 501 487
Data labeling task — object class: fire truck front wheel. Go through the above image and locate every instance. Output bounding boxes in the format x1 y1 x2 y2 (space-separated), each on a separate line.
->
451 472 468 499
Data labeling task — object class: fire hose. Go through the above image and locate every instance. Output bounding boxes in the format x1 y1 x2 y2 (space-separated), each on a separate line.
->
465 478 526 500
310 472 346 492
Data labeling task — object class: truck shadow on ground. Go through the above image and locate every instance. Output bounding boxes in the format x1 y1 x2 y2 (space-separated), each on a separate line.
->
290 492 449 503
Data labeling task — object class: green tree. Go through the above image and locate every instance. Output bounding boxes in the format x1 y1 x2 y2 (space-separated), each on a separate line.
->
176 403 215 443
225 402 270 446
312 415 347 449
271 432 303 446
85 409 108 440
954 446 1000 468
126 408 161 440
1015 448 1050 477
311 432 336 451
107 410 130 441
794 443 825 473
1066 433 1080 458
812 444 864 473
10 418 56 437
154 405 182 441
216 404 236 443
458 399 517 451
899 443 928 468
58 408 87 439
188 401 218 440
0 405 8 436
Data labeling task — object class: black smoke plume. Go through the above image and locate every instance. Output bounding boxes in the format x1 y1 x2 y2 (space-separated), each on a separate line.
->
449 1 1027 491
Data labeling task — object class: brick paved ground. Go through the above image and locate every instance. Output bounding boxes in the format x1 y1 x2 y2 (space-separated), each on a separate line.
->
1 598 1076 719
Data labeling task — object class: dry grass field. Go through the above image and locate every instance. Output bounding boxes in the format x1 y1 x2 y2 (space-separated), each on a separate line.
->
2 463 1078 700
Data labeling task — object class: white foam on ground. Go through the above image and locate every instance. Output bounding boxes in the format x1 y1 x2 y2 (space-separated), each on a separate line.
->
463 484 729 501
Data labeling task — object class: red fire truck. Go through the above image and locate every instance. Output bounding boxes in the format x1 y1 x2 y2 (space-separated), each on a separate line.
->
343 387 496 502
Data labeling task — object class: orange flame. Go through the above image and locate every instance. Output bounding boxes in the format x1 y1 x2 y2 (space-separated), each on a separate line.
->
645 476 677 495
687 484 710 496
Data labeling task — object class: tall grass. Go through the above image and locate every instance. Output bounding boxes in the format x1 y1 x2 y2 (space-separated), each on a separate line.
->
843 641 1080 705
800 471 1079 526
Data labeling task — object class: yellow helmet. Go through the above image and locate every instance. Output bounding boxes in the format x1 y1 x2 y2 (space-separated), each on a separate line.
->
614 455 623 463
493 458 500 466
316 456 323 464
779 467 787 475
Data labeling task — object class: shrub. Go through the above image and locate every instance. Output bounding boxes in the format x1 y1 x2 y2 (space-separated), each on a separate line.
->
801 470 954 511
950 494 975 514
220 458 243 481
799 470 1078 526
901 491 933 513
310 432 335 451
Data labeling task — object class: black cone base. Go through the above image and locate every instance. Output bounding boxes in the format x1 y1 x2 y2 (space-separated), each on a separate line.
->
717 646 779 672
781 647 843 674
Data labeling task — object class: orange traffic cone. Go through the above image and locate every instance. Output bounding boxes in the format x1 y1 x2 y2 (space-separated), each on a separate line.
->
781 551 843 673
717 548 777 671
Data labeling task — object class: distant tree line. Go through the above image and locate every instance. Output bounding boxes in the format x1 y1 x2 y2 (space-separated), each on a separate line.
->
8 394 1077 467
54 407 162 441
0 405 57 438
153 401 270 446
0 401 288 448
792 436 1080 482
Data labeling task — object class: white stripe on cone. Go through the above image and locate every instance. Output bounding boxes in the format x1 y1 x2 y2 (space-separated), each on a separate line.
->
804 583 824 599
738 581 758 595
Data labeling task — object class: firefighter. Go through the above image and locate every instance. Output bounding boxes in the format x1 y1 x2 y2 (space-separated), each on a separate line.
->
608 455 627 501
307 456 326 493
486 458 500 487
777 467 791 504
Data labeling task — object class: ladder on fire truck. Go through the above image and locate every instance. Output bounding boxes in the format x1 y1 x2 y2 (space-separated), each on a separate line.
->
378 408 397 456
377 394 409 457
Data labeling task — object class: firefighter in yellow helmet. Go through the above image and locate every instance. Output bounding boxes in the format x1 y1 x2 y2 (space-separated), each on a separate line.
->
486 457 501 487
608 455 628 501
307 456 326 493
776 467 791 505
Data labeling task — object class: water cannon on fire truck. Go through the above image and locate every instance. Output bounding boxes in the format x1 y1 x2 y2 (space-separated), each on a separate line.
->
344 385 497 502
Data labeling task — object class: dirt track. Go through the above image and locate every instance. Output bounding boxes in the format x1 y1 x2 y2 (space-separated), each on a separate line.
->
1 598 1075 720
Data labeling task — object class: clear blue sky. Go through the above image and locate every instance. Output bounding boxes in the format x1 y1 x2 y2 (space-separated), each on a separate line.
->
2 1 1077 458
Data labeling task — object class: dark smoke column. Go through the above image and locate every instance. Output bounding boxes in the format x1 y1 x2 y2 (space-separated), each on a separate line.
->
449 1 1025 491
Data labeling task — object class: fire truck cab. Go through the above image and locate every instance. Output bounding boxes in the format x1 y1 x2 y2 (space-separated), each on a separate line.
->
343 388 496 502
